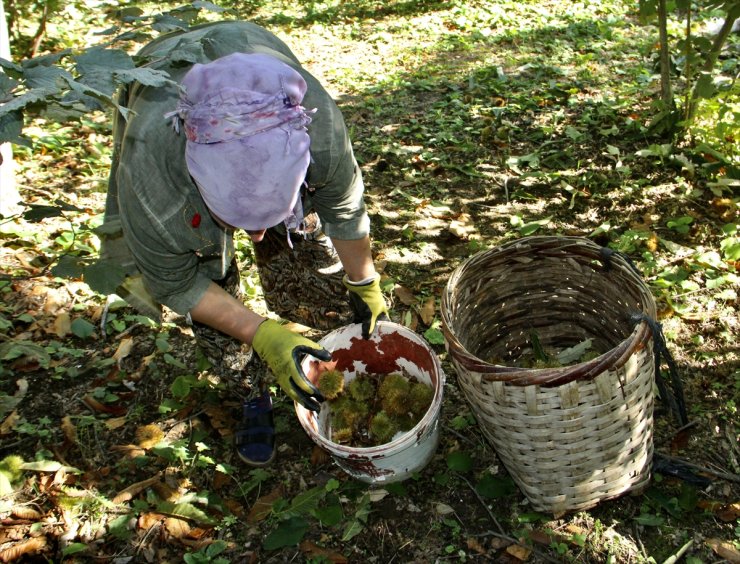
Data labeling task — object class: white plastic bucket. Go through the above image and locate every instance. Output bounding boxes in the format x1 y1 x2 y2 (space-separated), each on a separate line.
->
296 321 445 484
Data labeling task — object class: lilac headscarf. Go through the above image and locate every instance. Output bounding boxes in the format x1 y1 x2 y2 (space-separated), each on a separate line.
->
166 52 313 231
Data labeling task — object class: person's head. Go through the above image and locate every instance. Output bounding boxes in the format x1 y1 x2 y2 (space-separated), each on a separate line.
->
169 52 313 233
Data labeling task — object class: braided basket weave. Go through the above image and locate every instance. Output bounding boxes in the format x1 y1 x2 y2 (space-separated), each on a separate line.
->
441 236 656 515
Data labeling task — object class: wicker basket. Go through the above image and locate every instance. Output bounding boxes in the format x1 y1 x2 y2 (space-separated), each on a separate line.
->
441 236 656 515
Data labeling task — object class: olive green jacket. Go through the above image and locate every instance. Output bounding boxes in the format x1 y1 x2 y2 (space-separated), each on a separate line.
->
102 21 368 318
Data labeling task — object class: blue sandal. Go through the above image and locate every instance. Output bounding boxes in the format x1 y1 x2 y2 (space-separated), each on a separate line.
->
235 391 276 466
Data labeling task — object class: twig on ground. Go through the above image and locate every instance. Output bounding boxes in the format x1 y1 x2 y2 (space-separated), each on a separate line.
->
633 523 649 560
657 452 740 483
442 425 477 446
458 474 560 564
725 425 740 475
660 419 699 444
662 539 693 564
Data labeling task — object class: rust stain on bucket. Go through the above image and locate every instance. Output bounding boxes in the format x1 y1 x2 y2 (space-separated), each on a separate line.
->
331 333 437 377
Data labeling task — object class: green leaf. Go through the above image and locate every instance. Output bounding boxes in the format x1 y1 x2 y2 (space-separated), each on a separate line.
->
75 47 135 96
424 326 445 345
314 504 343 526
638 0 658 20
23 204 65 221
23 64 72 92
171 376 192 399
385 482 406 496
678 483 698 512
20 460 81 473
446 451 473 472
263 516 309 550
71 318 96 339
633 513 664 526
0 341 50 367
114 67 175 88
51 255 84 279
341 518 365 541
289 486 325 515
518 217 551 236
108 514 134 540
0 110 29 146
475 473 517 499
0 57 22 74
720 237 740 261
696 251 725 269
82 260 126 295
62 543 88 556
0 472 13 496
517 512 550 524
193 0 227 12
157 501 215 525
163 353 187 369
694 72 716 99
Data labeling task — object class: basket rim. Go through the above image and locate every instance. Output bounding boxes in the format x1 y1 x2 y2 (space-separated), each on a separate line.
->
440 236 657 386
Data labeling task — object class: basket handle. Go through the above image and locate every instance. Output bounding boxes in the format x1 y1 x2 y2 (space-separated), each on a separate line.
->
630 312 688 426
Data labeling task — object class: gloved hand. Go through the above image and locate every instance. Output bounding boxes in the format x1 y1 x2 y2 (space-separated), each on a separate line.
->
343 273 389 339
252 319 332 411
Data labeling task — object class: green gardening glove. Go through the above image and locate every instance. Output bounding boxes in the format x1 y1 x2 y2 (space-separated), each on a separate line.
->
252 319 332 411
343 273 389 339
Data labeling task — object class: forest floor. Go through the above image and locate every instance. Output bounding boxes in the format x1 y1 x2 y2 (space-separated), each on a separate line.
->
1 1 739 563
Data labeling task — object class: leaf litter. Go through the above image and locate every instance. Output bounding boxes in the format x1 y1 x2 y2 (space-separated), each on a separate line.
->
0 1 738 563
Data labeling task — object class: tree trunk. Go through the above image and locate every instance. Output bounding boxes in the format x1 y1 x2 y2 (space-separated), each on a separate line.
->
657 0 674 109
0 0 22 219
686 5 740 123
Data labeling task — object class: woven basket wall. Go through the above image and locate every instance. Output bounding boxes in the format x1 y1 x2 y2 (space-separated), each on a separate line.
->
441 236 656 515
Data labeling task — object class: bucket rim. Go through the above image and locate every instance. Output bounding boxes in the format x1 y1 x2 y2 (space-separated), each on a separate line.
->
295 321 445 454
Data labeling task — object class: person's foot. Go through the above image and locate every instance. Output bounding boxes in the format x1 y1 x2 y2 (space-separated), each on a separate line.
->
234 390 275 466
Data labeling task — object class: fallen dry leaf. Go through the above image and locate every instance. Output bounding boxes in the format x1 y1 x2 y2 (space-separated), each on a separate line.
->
152 481 179 502
82 395 126 415
449 213 479 240
60 416 77 445
310 445 331 466
434 503 454 515
164 516 191 538
213 471 231 491
394 285 416 306
11 506 43 520
299 540 348 563
528 530 553 546
368 489 389 502
283 321 311 333
505 543 532 561
466 536 487 555
203 404 234 438
419 296 435 325
247 487 283 525
0 410 21 436
105 417 127 430
565 524 589 538
716 502 740 522
113 474 162 504
113 337 134 365
41 288 66 314
53 312 71 337
110 444 146 458
403 309 419 332
0 536 48 563
707 538 740 562
138 512 165 531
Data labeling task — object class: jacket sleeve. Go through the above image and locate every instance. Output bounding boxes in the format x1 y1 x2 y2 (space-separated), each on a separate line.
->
301 72 370 241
